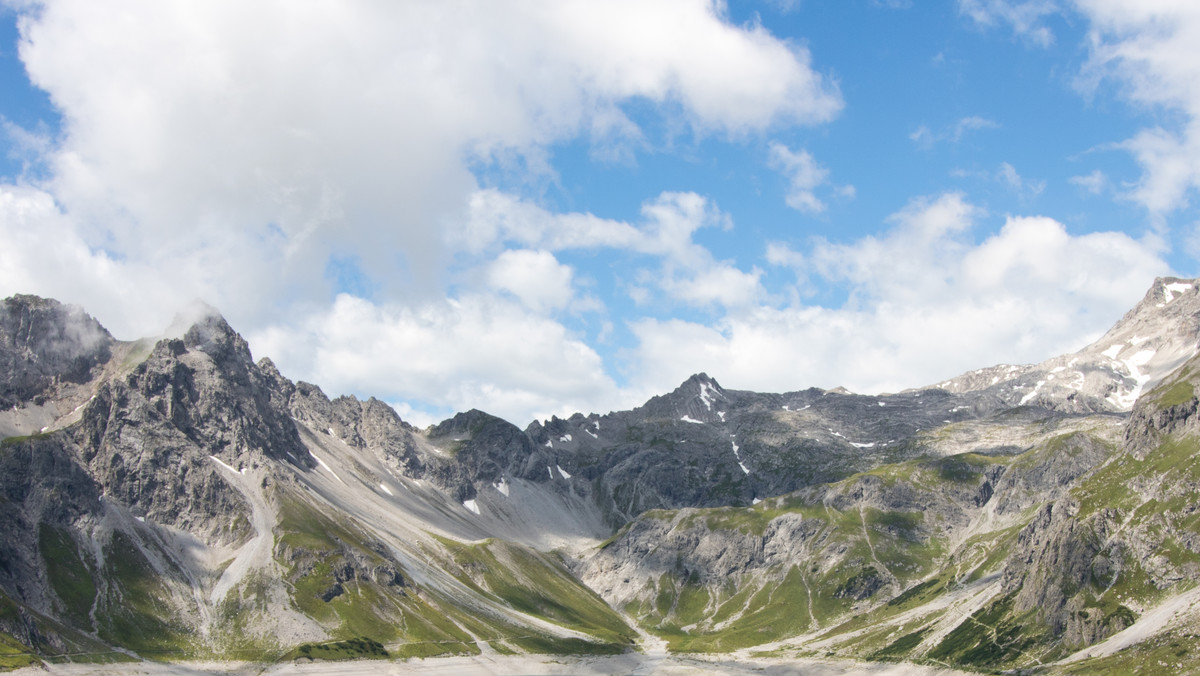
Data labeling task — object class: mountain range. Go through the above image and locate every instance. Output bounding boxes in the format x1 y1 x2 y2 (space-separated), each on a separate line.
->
2 278 1200 673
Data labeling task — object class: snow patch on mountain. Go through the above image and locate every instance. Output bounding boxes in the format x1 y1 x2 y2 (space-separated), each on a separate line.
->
309 450 345 484
1165 281 1193 302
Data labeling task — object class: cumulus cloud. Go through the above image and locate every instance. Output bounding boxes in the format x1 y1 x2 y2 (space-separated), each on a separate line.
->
2 0 840 336
463 189 761 309
0 184 292 336
485 249 575 313
248 294 620 426
630 193 1169 396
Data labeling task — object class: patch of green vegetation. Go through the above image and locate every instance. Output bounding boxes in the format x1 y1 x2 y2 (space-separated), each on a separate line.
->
960 526 1023 583
117 337 156 371
651 565 833 653
276 495 364 552
673 497 829 538
887 578 940 607
870 625 929 660
329 584 401 643
277 492 423 646
211 570 282 660
1157 381 1196 409
289 558 338 623
814 571 952 645
507 636 628 655
672 573 710 627
1009 431 1114 473
376 590 486 658
834 565 883 599
0 629 37 671
928 593 1047 669
284 637 387 661
388 640 476 659
440 538 635 646
0 432 53 447
1056 629 1199 675
596 522 631 550
38 524 96 631
96 531 195 656
933 455 987 483
866 509 922 541
1075 435 1200 519
0 590 131 664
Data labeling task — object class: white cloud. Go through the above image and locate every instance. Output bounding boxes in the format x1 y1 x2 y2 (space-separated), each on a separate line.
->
463 189 761 309
767 142 850 213
910 116 999 148
909 125 934 147
1069 169 1108 194
2 0 840 335
249 294 620 426
959 0 1060 46
485 249 575 313
625 193 1169 397
0 184 291 338
662 263 764 309
997 162 1047 197
1074 1 1200 215
953 116 1001 141
765 242 806 268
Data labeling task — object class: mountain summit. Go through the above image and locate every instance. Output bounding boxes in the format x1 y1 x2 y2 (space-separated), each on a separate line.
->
930 276 1200 412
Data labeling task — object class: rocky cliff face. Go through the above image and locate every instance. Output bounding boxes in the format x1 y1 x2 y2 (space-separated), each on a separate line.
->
0 295 112 409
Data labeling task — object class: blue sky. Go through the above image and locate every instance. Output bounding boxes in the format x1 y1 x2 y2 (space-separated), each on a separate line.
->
1 1 1197 425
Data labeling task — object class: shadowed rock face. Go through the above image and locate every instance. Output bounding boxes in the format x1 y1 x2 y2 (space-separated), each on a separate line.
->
0 295 112 408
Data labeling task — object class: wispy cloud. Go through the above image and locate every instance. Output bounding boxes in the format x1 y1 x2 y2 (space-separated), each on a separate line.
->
910 116 1000 148
958 0 1060 47
1073 3 1200 217
767 142 853 213
1069 169 1107 195
997 162 1046 198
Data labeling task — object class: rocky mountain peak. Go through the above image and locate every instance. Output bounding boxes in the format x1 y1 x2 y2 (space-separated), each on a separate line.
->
643 372 730 423
1123 275 1200 319
927 277 1200 412
180 310 254 367
0 294 113 407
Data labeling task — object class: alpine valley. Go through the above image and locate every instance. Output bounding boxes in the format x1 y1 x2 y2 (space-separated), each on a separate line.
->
3 278 1200 674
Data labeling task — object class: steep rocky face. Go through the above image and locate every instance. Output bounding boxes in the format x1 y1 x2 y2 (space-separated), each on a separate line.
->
69 314 318 543
0 434 102 602
427 409 553 501
988 353 1200 655
0 295 112 408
